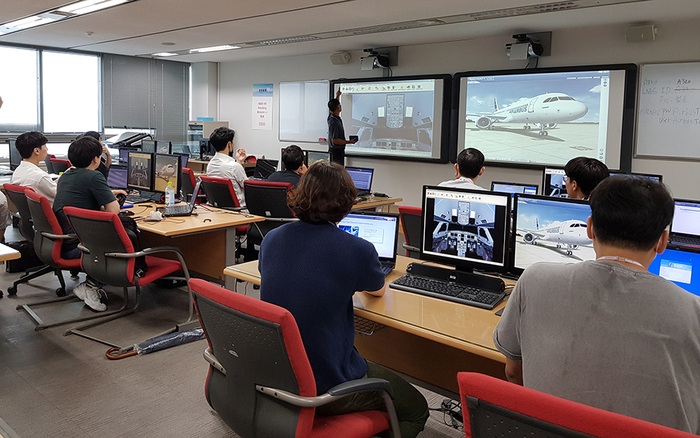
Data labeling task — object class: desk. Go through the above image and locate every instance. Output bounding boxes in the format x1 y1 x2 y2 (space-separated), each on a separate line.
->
224 255 510 395
127 203 264 289
353 196 402 212
0 243 20 262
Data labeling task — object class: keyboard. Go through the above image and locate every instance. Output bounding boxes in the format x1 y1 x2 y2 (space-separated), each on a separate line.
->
671 235 700 246
390 274 505 310
125 194 152 204
0 168 12 176
161 204 194 217
380 263 394 276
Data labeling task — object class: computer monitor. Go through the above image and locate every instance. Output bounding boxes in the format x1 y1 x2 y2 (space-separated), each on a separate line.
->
306 150 330 167
174 153 189 168
107 165 128 189
172 144 191 156
253 159 278 180
199 138 215 160
511 194 593 274
8 139 21 171
491 181 539 210
118 147 138 163
155 140 172 155
153 154 182 194
542 166 568 197
141 139 156 154
345 167 374 194
608 171 663 183
648 248 700 298
421 186 511 273
127 151 154 192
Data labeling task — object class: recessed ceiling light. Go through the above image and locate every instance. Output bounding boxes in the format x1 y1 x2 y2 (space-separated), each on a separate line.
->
153 52 178 57
189 45 240 53
161 42 176 46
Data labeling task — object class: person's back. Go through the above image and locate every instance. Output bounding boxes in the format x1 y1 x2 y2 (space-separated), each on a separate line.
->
11 131 57 204
205 127 248 209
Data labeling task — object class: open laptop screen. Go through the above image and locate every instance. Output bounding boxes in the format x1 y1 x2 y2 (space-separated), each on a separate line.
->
337 212 398 261
346 167 374 192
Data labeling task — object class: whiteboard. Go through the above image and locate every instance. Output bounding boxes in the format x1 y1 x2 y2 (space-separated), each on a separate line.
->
279 80 329 142
636 62 700 159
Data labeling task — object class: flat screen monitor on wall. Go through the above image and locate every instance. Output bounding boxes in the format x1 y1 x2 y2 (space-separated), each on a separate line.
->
452 64 637 170
330 74 451 163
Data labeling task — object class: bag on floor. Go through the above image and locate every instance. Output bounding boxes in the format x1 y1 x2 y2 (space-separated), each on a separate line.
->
5 240 44 273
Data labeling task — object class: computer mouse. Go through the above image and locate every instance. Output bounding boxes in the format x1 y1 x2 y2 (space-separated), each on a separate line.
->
121 210 134 216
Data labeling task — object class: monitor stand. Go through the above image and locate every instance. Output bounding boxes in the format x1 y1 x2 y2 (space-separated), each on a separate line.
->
406 262 505 292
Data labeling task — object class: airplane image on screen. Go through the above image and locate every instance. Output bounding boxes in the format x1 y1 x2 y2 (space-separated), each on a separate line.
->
468 92 588 136
518 218 591 255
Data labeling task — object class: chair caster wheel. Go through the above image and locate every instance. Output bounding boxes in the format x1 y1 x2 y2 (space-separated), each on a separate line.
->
56 288 67 297
0 290 3 298
253 284 260 290
7 285 17 296
70 269 79 280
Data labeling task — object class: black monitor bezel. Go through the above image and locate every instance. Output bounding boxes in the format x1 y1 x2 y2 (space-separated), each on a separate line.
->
126 151 154 192
153 153 182 194
329 74 452 164
510 193 592 275
450 63 637 171
420 185 512 273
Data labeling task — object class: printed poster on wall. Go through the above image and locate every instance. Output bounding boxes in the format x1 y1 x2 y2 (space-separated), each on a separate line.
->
252 83 273 130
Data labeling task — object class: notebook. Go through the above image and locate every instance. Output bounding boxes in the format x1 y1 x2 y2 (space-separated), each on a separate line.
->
338 211 399 275
346 167 374 196
669 200 700 250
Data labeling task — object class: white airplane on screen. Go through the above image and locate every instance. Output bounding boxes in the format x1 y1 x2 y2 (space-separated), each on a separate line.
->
468 92 588 136
518 218 591 255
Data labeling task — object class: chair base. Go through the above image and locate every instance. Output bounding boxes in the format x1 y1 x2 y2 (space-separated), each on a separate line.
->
16 294 118 331
6 265 55 296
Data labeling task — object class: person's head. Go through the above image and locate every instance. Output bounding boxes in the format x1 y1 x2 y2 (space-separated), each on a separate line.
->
81 131 102 144
15 131 48 160
209 127 235 153
328 98 341 114
455 148 485 179
564 157 609 199
282 145 305 172
588 176 674 252
68 136 103 169
288 161 356 224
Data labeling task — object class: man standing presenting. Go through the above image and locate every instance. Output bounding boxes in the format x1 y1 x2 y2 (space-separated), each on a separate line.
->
327 90 356 166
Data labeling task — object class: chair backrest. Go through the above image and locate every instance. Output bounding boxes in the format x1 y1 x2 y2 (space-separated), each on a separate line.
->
398 206 422 249
244 180 294 219
181 167 197 202
200 176 240 209
63 207 135 287
25 190 67 266
458 372 697 438
4 184 35 241
44 156 56 174
50 158 71 174
190 278 317 438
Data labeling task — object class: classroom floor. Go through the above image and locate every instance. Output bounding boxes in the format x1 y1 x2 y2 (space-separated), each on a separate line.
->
0 226 463 438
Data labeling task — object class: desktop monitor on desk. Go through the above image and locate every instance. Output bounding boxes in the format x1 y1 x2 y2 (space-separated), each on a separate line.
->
154 154 182 194
118 147 138 163
491 181 539 209
421 186 511 273
8 139 20 171
127 151 154 192
306 150 330 167
155 140 172 155
141 139 156 154
608 171 663 183
511 194 593 274
542 166 568 198
199 139 215 160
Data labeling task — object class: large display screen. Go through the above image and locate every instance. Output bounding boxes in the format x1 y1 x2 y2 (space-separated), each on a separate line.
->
452 64 637 169
330 75 451 162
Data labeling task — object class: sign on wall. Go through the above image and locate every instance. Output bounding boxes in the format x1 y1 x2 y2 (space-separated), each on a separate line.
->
252 83 273 131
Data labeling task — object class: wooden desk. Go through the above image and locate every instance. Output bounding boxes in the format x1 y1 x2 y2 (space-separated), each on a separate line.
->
127 203 264 289
353 196 402 212
0 243 20 262
224 255 510 395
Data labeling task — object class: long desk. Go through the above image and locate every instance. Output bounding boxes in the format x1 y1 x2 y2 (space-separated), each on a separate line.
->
0 243 20 262
126 203 264 289
353 196 402 212
224 255 511 395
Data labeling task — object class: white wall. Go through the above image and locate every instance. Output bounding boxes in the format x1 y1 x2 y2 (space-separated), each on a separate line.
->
214 18 700 206
191 62 219 120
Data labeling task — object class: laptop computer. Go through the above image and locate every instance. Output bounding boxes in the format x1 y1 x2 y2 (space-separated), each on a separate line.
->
337 211 399 275
346 166 374 196
159 179 200 217
668 199 700 250
648 248 700 297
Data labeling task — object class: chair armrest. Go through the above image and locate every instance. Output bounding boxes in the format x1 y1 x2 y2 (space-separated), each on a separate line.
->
103 246 190 280
78 243 90 254
402 243 420 252
41 232 77 241
326 378 394 398
203 347 226 375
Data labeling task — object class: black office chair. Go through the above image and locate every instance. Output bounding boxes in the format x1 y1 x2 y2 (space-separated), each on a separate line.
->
398 206 422 258
3 184 57 297
243 180 297 260
50 158 71 174
44 154 57 174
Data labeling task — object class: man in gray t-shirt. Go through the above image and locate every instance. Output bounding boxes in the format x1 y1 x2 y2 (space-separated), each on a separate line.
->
494 176 700 434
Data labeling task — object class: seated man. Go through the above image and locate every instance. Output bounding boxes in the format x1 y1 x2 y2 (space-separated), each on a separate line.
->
79 131 112 180
11 131 57 204
205 127 248 210
267 145 307 187
53 136 127 312
494 176 700 434
438 147 486 190
564 156 609 200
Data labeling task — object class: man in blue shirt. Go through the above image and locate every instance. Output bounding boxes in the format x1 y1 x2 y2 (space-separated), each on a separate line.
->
327 90 357 166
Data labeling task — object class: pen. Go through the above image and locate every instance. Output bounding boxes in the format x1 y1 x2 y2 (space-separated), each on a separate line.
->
121 204 134 209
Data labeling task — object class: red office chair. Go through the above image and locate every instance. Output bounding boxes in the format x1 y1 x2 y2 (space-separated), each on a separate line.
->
245 155 257 164
458 372 697 438
190 278 401 438
243 180 296 260
49 158 71 174
18 191 107 330
199 176 247 235
3 184 56 297
63 207 195 347
398 206 422 258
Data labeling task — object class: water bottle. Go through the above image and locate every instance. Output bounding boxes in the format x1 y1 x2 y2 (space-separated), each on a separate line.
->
165 181 175 206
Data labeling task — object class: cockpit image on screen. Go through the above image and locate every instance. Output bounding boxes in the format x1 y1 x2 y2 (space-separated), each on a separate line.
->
542 167 569 198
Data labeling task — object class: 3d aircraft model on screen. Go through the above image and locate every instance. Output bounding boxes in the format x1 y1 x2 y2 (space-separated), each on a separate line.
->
468 92 588 136
518 218 591 255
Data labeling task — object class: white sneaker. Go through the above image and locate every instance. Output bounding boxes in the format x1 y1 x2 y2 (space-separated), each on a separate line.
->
73 282 89 301
83 286 107 312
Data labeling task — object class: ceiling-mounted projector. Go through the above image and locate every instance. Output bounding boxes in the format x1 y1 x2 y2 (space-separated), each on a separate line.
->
506 34 544 60
360 49 391 70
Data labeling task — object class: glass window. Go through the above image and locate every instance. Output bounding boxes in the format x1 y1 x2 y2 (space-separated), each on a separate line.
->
0 46 38 131
42 51 99 133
